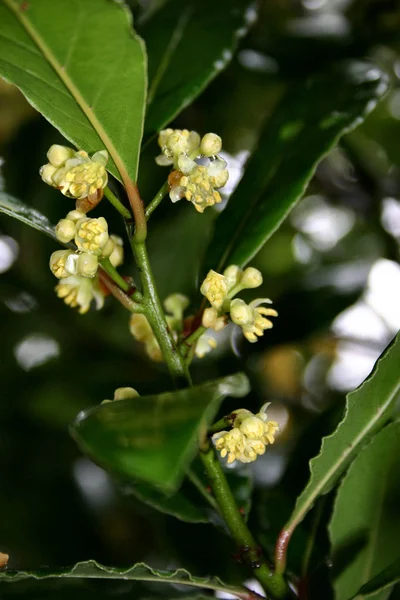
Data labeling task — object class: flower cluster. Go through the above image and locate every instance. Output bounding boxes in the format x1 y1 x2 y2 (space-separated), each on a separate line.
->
213 404 279 464
129 293 216 362
200 265 277 343
49 208 124 313
40 144 124 314
40 145 108 202
155 129 229 213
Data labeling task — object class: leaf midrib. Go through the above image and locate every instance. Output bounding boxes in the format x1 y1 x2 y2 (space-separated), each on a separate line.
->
2 0 132 184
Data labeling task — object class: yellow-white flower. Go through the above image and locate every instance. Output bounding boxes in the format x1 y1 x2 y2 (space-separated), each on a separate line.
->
49 250 75 279
200 133 222 157
40 145 108 200
230 298 278 343
200 270 229 309
108 235 124 268
129 313 163 362
55 275 105 314
75 216 109 255
213 403 279 464
170 157 229 213
202 307 227 332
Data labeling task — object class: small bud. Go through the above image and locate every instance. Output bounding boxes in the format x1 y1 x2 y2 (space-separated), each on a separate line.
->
55 218 76 243
223 265 243 289
241 267 263 289
114 387 139 400
40 163 57 186
230 298 253 326
66 209 86 222
202 307 218 329
47 144 75 167
164 293 189 319
108 235 124 267
200 133 222 156
76 253 98 278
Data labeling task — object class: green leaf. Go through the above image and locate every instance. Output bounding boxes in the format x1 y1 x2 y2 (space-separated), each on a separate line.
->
205 61 389 271
349 557 400 600
0 192 56 241
0 0 146 183
282 331 400 542
329 423 400 600
0 560 260 600
70 373 250 494
123 458 253 524
141 0 255 134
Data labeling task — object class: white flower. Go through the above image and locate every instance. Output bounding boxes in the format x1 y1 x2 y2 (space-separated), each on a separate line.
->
200 270 229 309
171 159 228 213
156 129 201 167
230 298 278 343
195 334 217 358
55 275 105 314
213 403 279 464
200 133 222 157
75 216 109 255
40 146 108 200
49 250 75 279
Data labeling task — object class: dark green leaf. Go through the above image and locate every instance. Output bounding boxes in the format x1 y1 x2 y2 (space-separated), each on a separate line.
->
205 61 389 271
141 0 255 134
123 457 252 524
349 557 400 599
0 0 146 182
70 373 250 493
329 423 400 600
0 192 56 240
283 331 400 540
0 560 259 599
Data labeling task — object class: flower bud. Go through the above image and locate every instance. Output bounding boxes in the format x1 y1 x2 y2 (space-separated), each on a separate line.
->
40 163 57 186
76 252 98 278
108 235 124 267
223 265 243 289
230 298 253 326
164 293 189 319
55 218 76 243
47 144 75 167
114 387 139 400
66 209 86 222
200 133 222 156
49 249 74 279
241 267 263 289
202 307 218 329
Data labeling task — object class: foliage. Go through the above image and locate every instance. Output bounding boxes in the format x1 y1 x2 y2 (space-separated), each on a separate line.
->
1 1 400 599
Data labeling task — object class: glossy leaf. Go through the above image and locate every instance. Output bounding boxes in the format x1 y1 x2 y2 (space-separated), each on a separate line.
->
141 0 255 134
123 458 253 524
329 423 400 600
205 61 389 271
349 557 400 599
0 192 56 240
0 0 146 182
71 373 250 493
282 331 400 542
0 559 261 600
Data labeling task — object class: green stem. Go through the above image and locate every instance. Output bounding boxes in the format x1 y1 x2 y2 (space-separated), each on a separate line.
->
131 240 191 386
145 181 169 220
200 443 291 600
180 325 207 359
100 258 131 293
104 187 132 220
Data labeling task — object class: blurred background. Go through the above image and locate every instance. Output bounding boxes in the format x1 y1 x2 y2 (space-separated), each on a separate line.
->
1 0 400 597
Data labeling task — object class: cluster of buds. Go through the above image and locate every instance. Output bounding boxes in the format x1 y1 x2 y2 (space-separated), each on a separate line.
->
102 387 140 405
200 265 277 344
129 293 216 362
40 145 108 207
213 404 279 464
155 129 229 213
